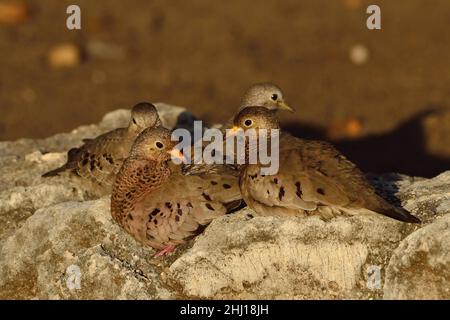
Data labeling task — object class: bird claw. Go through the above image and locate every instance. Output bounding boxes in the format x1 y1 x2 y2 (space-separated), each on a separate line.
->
153 245 176 258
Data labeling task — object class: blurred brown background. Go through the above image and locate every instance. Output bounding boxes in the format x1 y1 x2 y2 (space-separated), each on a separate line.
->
0 0 449 177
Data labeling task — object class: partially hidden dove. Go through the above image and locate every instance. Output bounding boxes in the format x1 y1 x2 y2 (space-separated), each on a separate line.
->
239 82 293 112
230 107 421 223
42 102 161 197
220 82 293 130
110 126 243 257
184 83 293 175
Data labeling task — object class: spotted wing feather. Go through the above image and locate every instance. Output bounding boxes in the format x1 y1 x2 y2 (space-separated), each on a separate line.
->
242 133 420 222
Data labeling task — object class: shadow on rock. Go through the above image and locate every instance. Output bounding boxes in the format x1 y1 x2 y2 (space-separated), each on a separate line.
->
284 107 450 178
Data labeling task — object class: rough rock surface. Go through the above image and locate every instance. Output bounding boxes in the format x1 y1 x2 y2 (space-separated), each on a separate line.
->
0 105 448 299
384 213 450 299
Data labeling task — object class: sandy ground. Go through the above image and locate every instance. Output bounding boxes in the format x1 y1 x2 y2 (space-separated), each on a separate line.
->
0 0 449 177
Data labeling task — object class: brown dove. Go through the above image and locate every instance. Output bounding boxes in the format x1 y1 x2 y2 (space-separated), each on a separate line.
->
220 82 293 130
42 102 161 196
111 126 242 257
230 107 421 223
184 82 293 175
239 82 293 112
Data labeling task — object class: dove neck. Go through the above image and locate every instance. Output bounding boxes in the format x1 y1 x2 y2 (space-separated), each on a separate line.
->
111 157 170 219
126 125 141 137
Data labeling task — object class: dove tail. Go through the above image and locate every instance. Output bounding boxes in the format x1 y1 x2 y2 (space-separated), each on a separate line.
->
364 195 421 223
42 146 83 178
42 165 67 177
381 206 421 223
224 199 246 213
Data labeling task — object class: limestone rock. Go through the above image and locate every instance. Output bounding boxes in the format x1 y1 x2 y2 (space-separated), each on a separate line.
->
0 105 448 300
0 198 173 299
384 215 450 299
169 209 414 299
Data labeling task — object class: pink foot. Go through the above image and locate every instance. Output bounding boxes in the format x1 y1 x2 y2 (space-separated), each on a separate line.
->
153 245 176 258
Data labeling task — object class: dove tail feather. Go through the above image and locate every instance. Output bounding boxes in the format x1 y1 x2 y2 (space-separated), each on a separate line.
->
42 146 83 178
42 165 67 177
224 199 246 213
354 197 421 223
378 206 421 223
340 205 421 223
365 194 421 223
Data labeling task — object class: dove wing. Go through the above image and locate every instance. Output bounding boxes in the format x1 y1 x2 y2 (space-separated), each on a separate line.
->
141 167 242 248
72 128 132 186
242 133 420 222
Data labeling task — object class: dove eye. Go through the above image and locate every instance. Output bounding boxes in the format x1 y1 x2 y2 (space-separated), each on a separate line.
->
244 119 253 127
132 118 137 124
271 94 278 101
155 141 164 149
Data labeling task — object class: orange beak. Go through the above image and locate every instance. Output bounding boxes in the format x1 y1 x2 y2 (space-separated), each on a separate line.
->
168 148 185 162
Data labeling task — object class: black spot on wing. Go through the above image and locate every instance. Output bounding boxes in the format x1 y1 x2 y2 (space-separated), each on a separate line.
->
278 186 285 201
202 192 212 201
295 182 303 198
149 208 160 218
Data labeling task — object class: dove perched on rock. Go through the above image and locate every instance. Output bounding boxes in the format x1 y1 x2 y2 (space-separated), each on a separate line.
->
184 83 293 175
42 102 161 197
239 82 293 112
230 107 421 223
111 126 243 257
220 82 293 130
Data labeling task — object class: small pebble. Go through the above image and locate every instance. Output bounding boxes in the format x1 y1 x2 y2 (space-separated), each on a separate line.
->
47 43 82 69
86 40 125 60
349 44 370 65
0 0 29 25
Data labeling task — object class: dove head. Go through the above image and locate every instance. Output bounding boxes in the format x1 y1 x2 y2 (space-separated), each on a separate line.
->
232 107 280 133
129 126 181 162
240 83 293 112
129 102 161 132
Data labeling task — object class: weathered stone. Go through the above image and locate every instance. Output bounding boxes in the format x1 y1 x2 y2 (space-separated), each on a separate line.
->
0 105 448 300
169 209 414 299
0 198 173 299
384 215 450 299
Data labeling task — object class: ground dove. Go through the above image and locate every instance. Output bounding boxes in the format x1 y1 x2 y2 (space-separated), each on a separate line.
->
220 82 293 130
42 102 161 196
110 126 243 257
230 107 421 223
184 83 293 175
239 82 293 112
